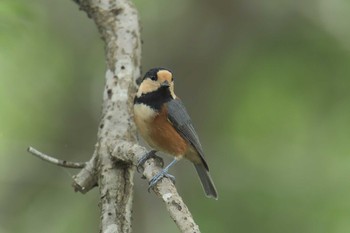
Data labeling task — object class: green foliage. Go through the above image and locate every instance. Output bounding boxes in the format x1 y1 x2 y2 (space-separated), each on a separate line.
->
1 1 350 233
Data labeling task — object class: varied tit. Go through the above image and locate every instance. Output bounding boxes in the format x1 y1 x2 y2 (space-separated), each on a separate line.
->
133 67 218 199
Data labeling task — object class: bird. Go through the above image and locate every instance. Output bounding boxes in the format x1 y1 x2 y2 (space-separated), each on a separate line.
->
133 67 218 199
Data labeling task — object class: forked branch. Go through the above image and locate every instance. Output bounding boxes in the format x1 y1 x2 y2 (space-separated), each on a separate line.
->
27 0 201 232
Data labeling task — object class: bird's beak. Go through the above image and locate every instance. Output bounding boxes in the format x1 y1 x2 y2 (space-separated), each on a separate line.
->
161 80 170 88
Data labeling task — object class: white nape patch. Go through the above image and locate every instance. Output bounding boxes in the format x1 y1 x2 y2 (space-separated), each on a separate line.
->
162 193 173 201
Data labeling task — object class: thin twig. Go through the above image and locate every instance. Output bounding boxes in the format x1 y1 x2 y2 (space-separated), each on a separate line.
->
27 146 86 169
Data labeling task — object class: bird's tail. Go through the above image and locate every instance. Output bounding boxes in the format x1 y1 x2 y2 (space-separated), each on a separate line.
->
194 164 218 199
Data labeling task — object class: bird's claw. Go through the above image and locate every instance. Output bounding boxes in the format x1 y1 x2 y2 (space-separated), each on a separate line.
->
137 150 163 172
148 171 176 192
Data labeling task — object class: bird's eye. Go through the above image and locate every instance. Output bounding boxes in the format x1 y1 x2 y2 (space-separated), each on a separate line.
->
150 75 157 81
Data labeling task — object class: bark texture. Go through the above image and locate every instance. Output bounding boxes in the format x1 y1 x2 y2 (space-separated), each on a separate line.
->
73 1 141 232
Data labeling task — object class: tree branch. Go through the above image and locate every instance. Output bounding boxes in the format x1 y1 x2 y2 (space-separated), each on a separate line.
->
112 142 201 233
71 0 141 232
27 146 86 168
27 0 202 232
72 148 98 193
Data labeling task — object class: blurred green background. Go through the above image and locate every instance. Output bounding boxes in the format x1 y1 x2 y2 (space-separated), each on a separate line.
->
1 0 350 232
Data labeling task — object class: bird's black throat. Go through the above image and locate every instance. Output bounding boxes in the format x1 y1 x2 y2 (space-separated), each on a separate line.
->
134 87 172 111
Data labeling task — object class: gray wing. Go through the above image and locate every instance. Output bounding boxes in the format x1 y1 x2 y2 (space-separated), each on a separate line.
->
166 98 208 170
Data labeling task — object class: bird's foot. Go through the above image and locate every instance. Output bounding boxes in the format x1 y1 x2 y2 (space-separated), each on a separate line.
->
137 150 163 173
148 169 176 192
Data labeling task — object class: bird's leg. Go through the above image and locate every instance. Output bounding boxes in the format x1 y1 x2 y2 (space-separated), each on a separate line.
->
137 150 163 173
148 159 178 191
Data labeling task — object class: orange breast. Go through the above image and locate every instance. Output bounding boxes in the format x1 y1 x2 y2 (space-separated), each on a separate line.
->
149 107 188 158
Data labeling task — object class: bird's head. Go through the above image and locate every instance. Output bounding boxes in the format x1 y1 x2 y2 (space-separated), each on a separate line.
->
136 67 176 98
